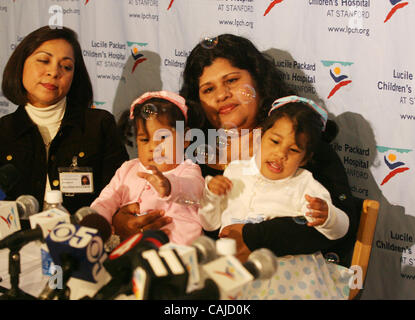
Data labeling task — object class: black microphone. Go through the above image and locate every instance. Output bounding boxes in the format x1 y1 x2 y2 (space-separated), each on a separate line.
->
159 235 217 293
0 164 20 200
178 278 220 300
90 230 169 300
72 207 112 243
38 211 113 300
0 206 109 251
39 219 111 300
0 225 45 300
0 225 44 250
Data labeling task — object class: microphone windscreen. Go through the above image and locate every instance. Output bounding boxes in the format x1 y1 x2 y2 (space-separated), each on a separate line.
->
79 213 112 243
16 195 39 219
141 229 169 248
191 235 216 264
73 206 97 225
247 248 277 279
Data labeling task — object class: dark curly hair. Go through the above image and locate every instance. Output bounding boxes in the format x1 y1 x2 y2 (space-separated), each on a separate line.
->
2 26 93 109
179 33 296 132
118 97 187 147
261 102 325 162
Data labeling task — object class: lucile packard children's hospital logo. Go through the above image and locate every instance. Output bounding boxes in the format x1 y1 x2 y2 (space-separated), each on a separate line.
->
384 0 409 23
127 42 148 73
1 213 16 229
377 146 411 185
321 60 353 99
264 0 284 16
92 101 105 109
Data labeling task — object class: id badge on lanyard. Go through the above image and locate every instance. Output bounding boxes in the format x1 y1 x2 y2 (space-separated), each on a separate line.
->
58 156 94 195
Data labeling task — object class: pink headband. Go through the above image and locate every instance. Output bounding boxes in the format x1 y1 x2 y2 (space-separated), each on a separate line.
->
129 91 188 122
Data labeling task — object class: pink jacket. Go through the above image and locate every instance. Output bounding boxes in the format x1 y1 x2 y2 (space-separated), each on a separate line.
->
91 159 204 245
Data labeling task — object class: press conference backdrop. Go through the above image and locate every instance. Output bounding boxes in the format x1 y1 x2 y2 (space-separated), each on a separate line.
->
0 0 414 299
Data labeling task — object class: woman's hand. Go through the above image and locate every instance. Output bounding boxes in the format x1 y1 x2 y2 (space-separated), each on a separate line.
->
112 202 172 241
207 175 233 196
305 194 329 227
137 165 171 198
219 224 251 263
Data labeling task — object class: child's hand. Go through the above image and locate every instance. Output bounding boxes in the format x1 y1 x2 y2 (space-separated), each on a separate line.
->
305 194 329 227
137 165 171 198
207 175 233 196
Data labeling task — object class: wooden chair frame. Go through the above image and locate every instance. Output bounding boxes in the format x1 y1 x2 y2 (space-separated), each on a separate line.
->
348 199 379 300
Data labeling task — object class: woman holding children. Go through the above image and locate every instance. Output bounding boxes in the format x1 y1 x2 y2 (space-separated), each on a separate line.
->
179 34 359 266
112 33 358 268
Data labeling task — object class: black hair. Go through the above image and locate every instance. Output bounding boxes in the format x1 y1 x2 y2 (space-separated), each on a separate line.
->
81 175 90 185
2 26 93 109
118 97 186 147
261 102 324 162
179 33 296 131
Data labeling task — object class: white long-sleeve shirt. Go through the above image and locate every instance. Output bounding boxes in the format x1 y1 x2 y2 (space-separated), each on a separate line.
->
199 157 349 240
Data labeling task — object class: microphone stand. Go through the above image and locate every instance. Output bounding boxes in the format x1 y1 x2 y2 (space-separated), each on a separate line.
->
0 244 37 300
38 254 75 300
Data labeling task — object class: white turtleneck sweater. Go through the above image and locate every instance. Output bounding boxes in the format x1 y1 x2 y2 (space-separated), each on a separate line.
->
25 97 67 196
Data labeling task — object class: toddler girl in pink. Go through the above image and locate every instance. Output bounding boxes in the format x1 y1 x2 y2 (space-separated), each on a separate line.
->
91 91 204 245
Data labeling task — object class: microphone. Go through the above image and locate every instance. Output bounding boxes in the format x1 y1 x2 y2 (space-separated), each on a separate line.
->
71 206 96 225
29 207 72 277
0 195 39 239
90 230 169 300
132 245 189 300
15 195 39 220
0 223 46 300
72 207 112 243
242 248 278 280
0 225 44 250
0 164 20 201
0 201 22 239
191 235 217 264
178 278 220 300
0 197 46 250
201 246 278 299
38 218 110 300
159 235 216 292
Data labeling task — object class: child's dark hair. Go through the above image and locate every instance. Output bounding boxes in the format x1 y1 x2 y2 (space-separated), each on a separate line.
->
117 98 186 147
133 97 186 134
261 102 324 162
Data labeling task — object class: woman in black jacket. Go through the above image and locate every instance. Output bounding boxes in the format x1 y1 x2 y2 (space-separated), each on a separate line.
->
0 26 129 215
179 34 359 266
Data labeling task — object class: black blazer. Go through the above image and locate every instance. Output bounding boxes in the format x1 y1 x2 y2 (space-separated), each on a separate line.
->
0 103 129 214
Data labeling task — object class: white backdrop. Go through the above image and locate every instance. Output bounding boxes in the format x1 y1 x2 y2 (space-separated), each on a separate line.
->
1 0 414 299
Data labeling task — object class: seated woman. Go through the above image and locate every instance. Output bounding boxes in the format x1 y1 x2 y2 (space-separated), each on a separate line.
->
179 33 359 266
0 26 129 214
